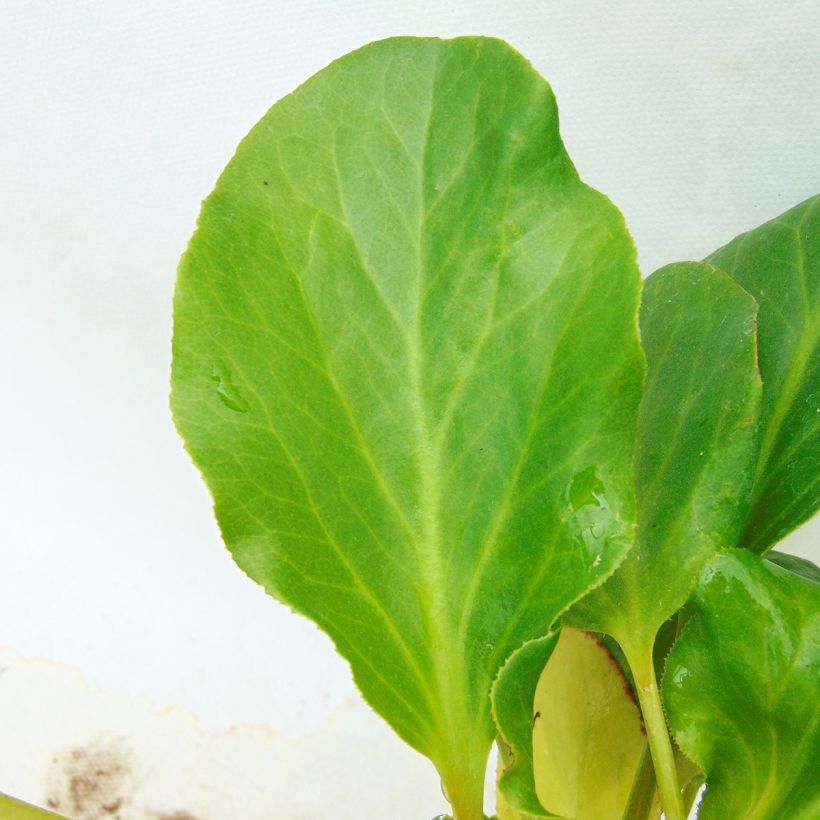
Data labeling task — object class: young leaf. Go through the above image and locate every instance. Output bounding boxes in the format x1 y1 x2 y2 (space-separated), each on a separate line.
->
171 36 644 817
705 195 820 553
664 550 820 819
493 629 646 819
568 262 762 648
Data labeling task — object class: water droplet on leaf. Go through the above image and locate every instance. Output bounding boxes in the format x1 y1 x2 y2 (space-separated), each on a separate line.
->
567 465 606 512
210 365 250 413
563 467 616 565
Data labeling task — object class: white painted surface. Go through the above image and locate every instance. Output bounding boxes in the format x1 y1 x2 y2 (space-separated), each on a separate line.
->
1 2 818 816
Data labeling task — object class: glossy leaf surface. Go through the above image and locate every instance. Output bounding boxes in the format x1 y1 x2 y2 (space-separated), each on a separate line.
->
171 36 643 813
706 196 820 553
493 629 646 819
664 550 820 819
568 262 762 649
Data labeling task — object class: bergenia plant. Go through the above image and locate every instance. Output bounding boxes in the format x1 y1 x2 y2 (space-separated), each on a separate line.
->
170 37 819 820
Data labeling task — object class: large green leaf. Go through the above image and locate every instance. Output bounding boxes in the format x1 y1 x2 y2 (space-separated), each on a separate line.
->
664 550 820 819
706 195 820 553
493 628 646 819
171 36 644 817
568 262 762 648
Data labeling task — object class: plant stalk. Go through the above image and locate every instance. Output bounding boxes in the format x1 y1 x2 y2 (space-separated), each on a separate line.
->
625 643 685 820
622 742 659 820
449 791 485 820
438 755 486 820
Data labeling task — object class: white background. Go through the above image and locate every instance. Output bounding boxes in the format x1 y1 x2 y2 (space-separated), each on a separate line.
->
1 2 818 817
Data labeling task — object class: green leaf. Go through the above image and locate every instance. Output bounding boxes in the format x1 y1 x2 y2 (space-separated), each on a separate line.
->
568 262 762 649
496 788 541 820
664 549 820 819
493 628 646 819
705 195 820 553
766 550 820 584
492 635 560 817
171 36 644 817
564 262 761 820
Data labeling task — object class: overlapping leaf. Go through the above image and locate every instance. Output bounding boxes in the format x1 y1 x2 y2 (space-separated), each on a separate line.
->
493 629 645 819
171 36 644 816
766 550 820 584
706 195 820 553
492 636 559 818
664 550 820 819
568 262 762 650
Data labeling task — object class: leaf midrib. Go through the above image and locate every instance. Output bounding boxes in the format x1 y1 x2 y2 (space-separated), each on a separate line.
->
408 47 484 759
332 46 473 754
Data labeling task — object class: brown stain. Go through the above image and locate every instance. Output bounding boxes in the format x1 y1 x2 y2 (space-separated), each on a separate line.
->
45 740 133 819
585 631 647 735
155 813 199 820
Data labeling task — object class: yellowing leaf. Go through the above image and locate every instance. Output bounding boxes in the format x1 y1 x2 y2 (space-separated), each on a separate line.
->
492 629 646 819
532 629 646 819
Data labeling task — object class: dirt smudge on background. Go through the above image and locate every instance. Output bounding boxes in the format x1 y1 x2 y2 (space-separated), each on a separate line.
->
45 738 133 818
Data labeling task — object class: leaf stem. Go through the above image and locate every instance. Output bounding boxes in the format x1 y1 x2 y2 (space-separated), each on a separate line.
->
439 759 486 820
622 742 659 820
448 789 485 820
625 643 685 820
